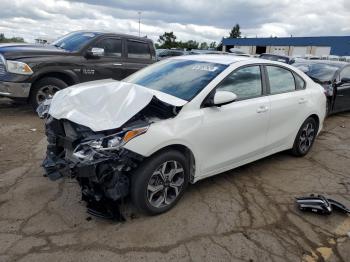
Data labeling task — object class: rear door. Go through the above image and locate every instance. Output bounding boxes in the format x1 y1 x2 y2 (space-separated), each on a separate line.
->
265 65 308 149
197 65 270 175
333 66 350 112
122 40 154 78
82 37 124 81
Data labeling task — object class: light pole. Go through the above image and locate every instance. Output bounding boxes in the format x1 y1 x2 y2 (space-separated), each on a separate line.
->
138 11 141 37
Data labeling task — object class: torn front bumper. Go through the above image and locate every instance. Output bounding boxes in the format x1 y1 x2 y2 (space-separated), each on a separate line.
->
42 117 143 219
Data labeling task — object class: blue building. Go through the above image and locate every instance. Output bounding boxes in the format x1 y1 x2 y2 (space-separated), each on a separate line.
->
221 36 350 56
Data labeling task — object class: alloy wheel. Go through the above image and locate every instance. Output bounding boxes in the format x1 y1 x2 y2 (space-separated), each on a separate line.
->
299 122 315 153
147 160 185 208
36 85 60 104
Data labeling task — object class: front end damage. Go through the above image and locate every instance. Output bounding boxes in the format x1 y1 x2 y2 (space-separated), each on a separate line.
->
38 83 185 220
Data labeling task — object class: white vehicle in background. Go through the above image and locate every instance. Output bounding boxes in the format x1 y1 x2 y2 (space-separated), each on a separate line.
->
40 55 326 216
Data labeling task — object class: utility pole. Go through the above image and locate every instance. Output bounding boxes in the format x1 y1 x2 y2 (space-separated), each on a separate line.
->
138 11 141 37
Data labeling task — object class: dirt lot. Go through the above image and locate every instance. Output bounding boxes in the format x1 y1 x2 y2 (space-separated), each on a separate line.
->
0 98 349 262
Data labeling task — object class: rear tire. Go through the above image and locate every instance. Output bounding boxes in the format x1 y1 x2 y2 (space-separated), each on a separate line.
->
291 117 317 157
131 150 189 215
29 77 67 110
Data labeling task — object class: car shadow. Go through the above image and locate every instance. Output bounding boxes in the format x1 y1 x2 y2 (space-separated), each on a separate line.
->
0 98 36 117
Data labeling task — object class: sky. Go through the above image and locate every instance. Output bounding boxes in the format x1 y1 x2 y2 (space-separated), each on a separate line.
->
0 0 349 44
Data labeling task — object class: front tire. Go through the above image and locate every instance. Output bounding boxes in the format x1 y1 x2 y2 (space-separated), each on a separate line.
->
29 77 67 109
291 117 317 157
131 150 189 215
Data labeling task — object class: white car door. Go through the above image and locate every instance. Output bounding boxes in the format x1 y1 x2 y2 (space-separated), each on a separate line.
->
265 65 309 149
195 65 270 176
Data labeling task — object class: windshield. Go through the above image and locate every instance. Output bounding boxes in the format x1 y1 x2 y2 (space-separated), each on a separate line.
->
293 63 339 82
51 32 98 52
124 59 227 101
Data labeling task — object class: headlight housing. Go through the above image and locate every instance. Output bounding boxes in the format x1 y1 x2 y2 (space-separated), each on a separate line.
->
72 126 148 160
6 60 33 75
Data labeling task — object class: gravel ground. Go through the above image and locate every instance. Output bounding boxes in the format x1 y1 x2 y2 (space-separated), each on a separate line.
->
0 97 349 262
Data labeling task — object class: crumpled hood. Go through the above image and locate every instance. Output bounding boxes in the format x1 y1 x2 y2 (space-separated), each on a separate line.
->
49 79 187 132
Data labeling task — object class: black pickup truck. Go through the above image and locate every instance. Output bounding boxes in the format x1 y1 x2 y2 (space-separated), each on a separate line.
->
0 31 156 108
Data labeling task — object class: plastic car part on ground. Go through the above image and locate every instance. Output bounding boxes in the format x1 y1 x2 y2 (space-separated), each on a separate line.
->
296 194 350 215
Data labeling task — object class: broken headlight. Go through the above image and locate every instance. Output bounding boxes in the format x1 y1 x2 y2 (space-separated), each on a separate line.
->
37 99 52 119
72 126 148 160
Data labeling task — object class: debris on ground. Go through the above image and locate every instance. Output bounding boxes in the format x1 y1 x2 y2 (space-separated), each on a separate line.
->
296 194 350 215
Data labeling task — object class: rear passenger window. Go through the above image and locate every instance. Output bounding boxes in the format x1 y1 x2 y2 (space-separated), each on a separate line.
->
216 66 262 100
267 66 296 94
127 41 151 59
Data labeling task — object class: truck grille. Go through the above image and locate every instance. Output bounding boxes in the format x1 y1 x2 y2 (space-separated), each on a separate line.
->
0 64 5 76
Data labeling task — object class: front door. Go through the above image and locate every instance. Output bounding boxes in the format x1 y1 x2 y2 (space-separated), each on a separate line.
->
196 65 270 175
333 66 350 113
82 37 124 82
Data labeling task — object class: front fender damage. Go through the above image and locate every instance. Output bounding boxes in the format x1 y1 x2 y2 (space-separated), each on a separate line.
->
39 89 184 221
41 117 144 220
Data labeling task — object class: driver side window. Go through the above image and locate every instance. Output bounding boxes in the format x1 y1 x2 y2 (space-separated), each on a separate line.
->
93 38 122 57
216 66 262 100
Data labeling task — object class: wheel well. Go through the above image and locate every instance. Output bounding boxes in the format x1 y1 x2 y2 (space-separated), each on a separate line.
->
308 114 320 132
33 72 76 87
150 144 196 183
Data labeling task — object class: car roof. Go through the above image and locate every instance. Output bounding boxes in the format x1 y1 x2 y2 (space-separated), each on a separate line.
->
260 53 290 58
172 54 266 65
292 59 349 68
68 30 153 42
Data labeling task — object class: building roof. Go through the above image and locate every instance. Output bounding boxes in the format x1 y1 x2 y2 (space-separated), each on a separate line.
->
222 36 350 56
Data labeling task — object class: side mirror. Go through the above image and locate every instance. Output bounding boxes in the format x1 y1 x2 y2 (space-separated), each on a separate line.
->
87 47 104 57
213 91 237 106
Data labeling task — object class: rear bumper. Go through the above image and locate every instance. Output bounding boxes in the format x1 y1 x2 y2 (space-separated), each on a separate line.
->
0 81 31 98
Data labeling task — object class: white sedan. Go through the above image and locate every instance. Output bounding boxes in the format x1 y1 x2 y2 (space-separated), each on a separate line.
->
40 55 326 216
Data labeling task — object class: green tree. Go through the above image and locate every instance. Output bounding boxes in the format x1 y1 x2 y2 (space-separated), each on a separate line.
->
199 42 208 50
184 40 199 50
229 24 241 38
157 32 177 49
209 41 217 48
0 33 25 43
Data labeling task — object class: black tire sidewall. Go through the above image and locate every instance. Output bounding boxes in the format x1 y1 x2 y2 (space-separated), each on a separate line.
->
131 150 190 215
292 117 317 157
30 77 67 109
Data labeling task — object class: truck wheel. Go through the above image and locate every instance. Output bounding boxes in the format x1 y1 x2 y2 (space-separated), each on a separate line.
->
131 150 189 215
30 77 67 109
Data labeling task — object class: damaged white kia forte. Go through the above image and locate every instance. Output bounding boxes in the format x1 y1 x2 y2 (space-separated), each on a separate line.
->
38 55 326 218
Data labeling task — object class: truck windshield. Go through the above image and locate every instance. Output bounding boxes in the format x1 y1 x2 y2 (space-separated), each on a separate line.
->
124 59 227 101
51 32 97 52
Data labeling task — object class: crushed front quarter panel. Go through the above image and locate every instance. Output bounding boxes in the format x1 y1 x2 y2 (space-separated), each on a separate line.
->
48 79 187 131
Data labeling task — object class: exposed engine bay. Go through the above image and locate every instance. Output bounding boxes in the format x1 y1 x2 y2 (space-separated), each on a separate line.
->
38 80 185 220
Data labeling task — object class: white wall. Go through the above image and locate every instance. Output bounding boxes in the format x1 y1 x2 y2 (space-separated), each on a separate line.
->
235 46 251 54
314 46 331 56
292 46 308 56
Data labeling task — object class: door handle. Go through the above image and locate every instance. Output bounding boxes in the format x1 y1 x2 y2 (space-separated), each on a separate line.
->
113 63 123 66
256 106 269 113
298 98 307 104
